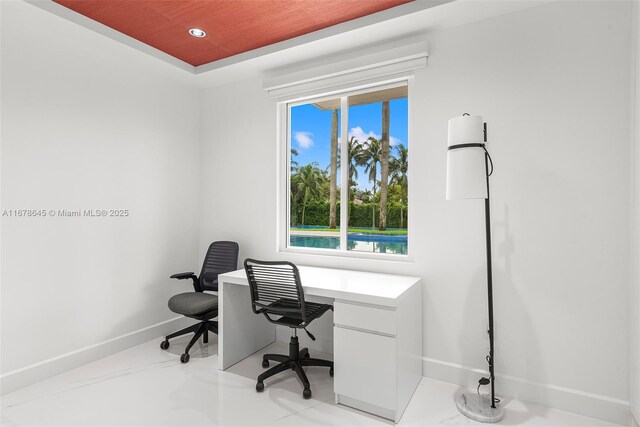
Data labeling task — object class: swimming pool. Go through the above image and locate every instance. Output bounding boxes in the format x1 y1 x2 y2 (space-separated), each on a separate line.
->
290 233 407 255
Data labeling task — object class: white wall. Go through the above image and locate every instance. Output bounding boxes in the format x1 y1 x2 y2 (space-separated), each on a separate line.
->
0 1 201 392
1 0 636 423
631 0 640 424
199 1 633 423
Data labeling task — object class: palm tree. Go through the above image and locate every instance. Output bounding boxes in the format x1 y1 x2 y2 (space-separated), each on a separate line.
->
329 109 339 229
360 189 373 203
389 143 408 229
348 136 367 183
289 148 301 226
347 136 366 224
290 172 301 226
362 136 381 228
290 148 299 172
337 136 365 189
379 101 390 231
293 163 323 226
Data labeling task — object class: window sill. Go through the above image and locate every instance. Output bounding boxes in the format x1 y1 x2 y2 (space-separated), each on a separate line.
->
278 246 414 264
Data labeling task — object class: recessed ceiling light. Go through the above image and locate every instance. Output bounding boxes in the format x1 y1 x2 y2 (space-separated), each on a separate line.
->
189 28 206 38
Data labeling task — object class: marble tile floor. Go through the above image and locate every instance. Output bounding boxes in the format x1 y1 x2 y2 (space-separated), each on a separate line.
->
0 335 624 427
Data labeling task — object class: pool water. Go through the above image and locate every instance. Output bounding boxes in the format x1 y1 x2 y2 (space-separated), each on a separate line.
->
290 233 407 255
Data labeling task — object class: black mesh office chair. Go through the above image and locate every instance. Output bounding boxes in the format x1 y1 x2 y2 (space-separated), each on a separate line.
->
244 259 333 399
161 241 239 363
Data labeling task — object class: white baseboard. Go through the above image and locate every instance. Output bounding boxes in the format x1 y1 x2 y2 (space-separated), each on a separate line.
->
423 357 631 426
2 322 631 426
0 316 194 395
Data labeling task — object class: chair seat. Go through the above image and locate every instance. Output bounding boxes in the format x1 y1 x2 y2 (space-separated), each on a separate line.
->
168 292 218 317
263 298 332 327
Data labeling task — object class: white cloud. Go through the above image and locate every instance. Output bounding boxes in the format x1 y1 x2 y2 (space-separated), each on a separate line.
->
348 126 378 143
348 126 402 147
294 131 314 149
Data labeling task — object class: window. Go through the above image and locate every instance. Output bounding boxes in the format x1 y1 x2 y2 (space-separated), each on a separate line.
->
283 82 409 257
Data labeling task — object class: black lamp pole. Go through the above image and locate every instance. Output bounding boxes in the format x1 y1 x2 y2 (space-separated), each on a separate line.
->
483 122 496 408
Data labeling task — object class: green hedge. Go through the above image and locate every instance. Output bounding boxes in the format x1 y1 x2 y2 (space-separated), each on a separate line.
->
293 201 407 229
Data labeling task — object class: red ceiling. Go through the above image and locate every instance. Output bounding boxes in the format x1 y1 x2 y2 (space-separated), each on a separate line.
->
53 0 414 67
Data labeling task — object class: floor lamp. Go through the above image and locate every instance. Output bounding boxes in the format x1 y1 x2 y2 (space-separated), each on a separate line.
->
446 114 504 423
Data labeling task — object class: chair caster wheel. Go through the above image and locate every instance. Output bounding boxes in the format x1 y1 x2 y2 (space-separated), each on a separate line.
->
262 360 269 368
160 340 170 350
256 381 264 392
329 367 334 377
303 388 312 399
180 353 190 363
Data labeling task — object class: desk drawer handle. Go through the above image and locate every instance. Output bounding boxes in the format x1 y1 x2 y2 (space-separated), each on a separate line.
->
334 324 396 338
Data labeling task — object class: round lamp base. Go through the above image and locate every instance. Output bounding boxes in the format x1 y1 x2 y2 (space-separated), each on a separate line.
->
455 392 504 423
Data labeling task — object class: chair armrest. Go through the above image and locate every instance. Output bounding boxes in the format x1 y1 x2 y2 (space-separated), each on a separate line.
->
170 272 196 280
169 272 202 292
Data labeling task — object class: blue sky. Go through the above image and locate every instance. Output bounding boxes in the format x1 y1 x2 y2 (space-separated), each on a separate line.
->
291 98 408 190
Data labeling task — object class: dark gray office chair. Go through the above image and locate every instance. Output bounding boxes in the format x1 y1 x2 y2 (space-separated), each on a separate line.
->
161 241 239 363
244 258 333 399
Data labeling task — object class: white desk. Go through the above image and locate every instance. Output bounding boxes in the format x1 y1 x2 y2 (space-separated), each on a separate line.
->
218 266 422 423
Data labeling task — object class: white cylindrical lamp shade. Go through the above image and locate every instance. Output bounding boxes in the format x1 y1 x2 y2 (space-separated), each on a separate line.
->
446 115 488 200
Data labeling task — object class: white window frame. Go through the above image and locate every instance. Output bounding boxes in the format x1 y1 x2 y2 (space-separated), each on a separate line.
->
276 77 415 261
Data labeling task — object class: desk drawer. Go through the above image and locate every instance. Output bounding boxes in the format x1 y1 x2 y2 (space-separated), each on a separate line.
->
334 326 396 411
334 301 396 336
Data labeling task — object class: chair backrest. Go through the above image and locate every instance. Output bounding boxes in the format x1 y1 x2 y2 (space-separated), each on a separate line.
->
199 241 239 291
243 259 306 322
